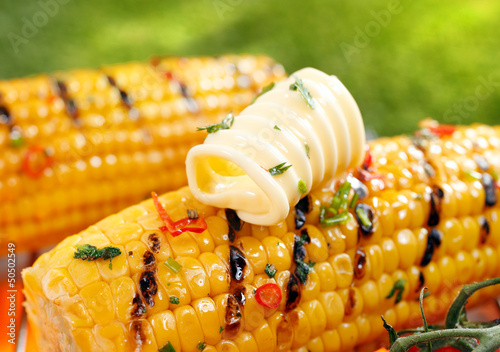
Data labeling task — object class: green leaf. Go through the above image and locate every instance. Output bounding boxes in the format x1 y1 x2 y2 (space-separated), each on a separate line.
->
381 316 398 347
386 279 406 304
289 75 315 109
268 162 292 176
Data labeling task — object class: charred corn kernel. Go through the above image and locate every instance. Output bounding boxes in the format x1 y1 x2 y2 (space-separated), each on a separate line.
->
330 253 354 288
262 236 292 272
289 308 312 349
1 55 285 253
22 122 500 352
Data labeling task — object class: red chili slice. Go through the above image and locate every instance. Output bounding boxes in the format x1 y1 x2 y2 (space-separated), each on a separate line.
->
428 124 456 137
362 144 372 170
152 192 208 236
255 283 282 309
22 145 54 178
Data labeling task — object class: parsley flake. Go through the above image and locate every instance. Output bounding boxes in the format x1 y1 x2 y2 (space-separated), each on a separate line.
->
304 142 310 159
169 296 180 305
298 180 307 194
264 263 277 278
251 82 275 104
268 162 292 176
197 111 234 133
159 342 176 352
197 342 207 351
289 75 315 109
74 244 121 270
274 125 281 131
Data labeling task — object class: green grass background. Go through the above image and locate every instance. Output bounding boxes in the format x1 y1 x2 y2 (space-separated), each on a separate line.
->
1 0 499 136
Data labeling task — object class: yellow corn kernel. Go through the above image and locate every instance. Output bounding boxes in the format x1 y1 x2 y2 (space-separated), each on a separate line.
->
359 280 380 312
94 322 127 350
233 331 259 352
301 270 321 302
380 238 399 273
149 311 182 352
337 322 358 351
67 258 101 288
95 245 129 282
128 319 158 352
41 268 78 301
174 305 206 352
109 277 137 323
241 284 265 331
192 297 221 346
177 257 211 300
321 329 341 352
422 262 442 293
317 291 344 329
330 253 353 288
338 287 364 322
261 236 292 272
289 307 312 349
252 321 275 352
300 299 327 339
79 281 115 324
198 252 230 297
307 336 324 352
216 340 240 352
315 262 336 292
167 231 201 258
53 295 93 328
321 227 347 256
269 221 288 238
237 236 268 275
125 240 150 274
393 229 417 269
156 264 191 306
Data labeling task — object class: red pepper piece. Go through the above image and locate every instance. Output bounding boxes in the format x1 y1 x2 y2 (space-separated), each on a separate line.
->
152 192 208 237
362 144 372 170
255 283 282 309
428 124 456 137
22 145 54 178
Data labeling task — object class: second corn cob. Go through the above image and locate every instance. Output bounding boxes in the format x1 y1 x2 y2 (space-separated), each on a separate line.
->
22 122 500 352
0 55 286 253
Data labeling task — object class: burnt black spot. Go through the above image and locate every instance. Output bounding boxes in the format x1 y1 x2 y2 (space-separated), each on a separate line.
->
355 203 375 237
416 271 425 292
229 245 246 283
226 209 242 231
224 294 242 339
131 294 146 317
147 233 161 254
299 228 311 244
228 227 235 243
423 162 436 178
0 106 11 124
428 186 444 226
293 236 307 262
479 216 490 244
131 320 146 350
128 251 133 256
474 155 490 171
420 229 442 266
296 195 313 214
354 248 367 280
285 273 301 312
347 175 369 199
56 81 68 97
119 90 132 108
294 207 306 230
482 173 497 207
345 288 357 316
107 75 117 86
143 250 156 270
139 271 158 307
233 286 246 306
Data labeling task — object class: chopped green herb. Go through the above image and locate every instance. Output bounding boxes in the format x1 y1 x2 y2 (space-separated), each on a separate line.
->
331 181 351 212
236 312 242 317
74 244 121 270
10 130 25 148
295 232 310 248
349 192 359 209
197 342 207 351
491 170 500 181
274 125 281 131
386 279 406 304
159 341 176 352
165 257 182 274
295 258 314 284
252 289 256 294
276 242 281 246
414 194 423 200
320 211 350 228
264 263 277 278
268 162 292 176
304 142 310 159
298 180 307 194
355 206 373 228
169 296 180 305
197 111 234 133
251 82 275 104
289 75 315 109
219 326 224 333
464 170 482 181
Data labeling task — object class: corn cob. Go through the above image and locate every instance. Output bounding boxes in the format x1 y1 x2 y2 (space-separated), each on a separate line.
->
23 121 500 351
0 55 285 253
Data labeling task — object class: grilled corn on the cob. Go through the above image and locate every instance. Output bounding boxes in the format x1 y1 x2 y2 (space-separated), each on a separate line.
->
0 55 285 253
23 122 500 352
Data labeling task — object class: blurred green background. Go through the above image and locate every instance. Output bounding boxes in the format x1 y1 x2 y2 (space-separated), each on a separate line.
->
1 0 499 136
